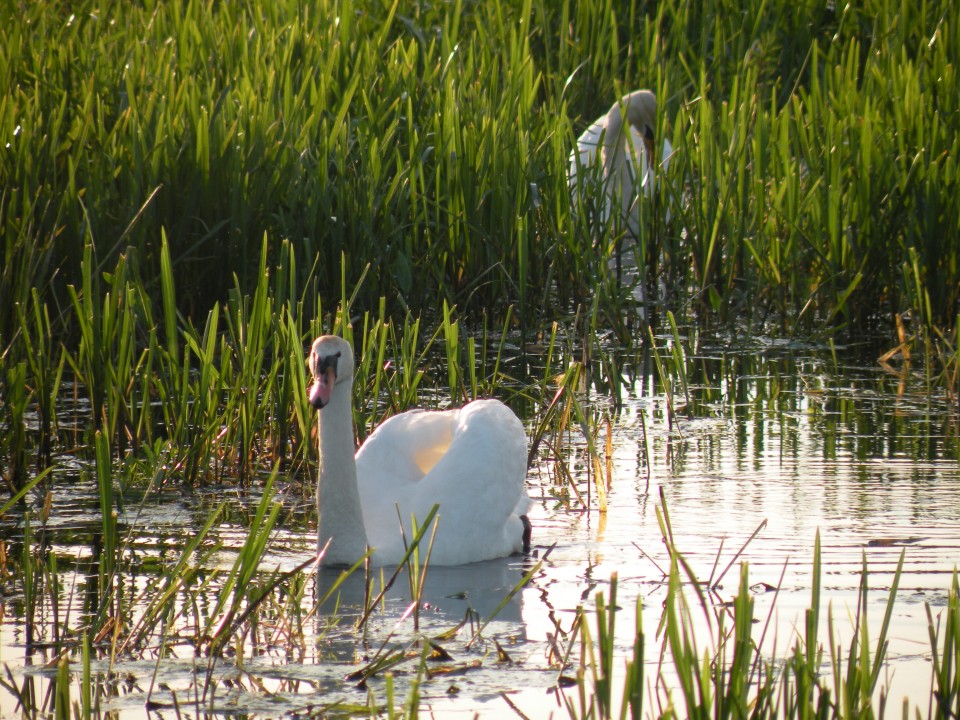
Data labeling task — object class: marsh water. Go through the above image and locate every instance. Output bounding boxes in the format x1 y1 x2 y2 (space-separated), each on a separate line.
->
2 335 959 718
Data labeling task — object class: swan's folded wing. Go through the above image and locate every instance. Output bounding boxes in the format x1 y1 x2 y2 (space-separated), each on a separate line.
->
408 400 528 538
355 408 457 539
355 400 530 565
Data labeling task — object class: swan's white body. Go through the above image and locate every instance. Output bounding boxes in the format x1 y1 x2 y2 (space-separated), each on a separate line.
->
568 89 672 242
308 335 531 567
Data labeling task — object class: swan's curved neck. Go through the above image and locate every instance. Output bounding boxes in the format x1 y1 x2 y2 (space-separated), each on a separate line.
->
316 381 369 564
602 108 626 168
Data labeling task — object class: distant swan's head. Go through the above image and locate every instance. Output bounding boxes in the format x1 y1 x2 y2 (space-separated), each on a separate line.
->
308 335 355 409
610 90 658 165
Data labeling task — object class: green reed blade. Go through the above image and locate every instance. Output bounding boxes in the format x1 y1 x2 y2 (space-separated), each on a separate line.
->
159 230 179 362
94 430 118 618
205 464 283 653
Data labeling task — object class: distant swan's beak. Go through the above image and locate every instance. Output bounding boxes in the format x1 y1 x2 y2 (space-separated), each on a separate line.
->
642 127 656 172
309 352 340 410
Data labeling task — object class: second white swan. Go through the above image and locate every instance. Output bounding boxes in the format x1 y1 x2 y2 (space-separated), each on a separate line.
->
568 88 672 240
308 335 532 566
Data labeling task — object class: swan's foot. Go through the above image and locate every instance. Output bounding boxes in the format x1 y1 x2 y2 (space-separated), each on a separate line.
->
520 514 532 554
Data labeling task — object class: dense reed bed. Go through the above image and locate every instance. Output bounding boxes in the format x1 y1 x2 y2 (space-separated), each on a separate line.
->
2 0 957 484
1 0 957 334
4 236 591 492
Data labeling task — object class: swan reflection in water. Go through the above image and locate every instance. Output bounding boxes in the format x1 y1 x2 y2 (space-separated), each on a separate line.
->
314 556 533 628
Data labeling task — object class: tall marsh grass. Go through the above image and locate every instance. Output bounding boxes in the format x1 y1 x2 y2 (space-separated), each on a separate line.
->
1 0 956 336
6 232 593 497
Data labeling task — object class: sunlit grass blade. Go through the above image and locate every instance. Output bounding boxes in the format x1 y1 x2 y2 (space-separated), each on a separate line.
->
204 463 283 655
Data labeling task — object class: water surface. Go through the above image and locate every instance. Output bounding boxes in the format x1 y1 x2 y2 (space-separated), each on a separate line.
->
1 339 957 717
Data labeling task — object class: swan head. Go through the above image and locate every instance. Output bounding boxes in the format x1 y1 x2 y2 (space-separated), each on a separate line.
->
613 90 658 167
308 335 354 410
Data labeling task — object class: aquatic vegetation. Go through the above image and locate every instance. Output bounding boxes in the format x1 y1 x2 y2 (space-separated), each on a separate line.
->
0 0 957 340
1 0 959 716
1 0 958 494
1 324 959 716
929 573 960 717
557 536 958 720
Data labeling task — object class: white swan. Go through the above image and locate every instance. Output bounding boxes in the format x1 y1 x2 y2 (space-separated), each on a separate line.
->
307 335 532 567
568 89 672 241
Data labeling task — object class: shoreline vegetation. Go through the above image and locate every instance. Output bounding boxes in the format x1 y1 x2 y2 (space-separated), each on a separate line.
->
2 0 959 716
2 0 957 339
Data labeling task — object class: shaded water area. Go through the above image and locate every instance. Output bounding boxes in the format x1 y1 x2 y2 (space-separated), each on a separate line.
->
2 336 959 718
